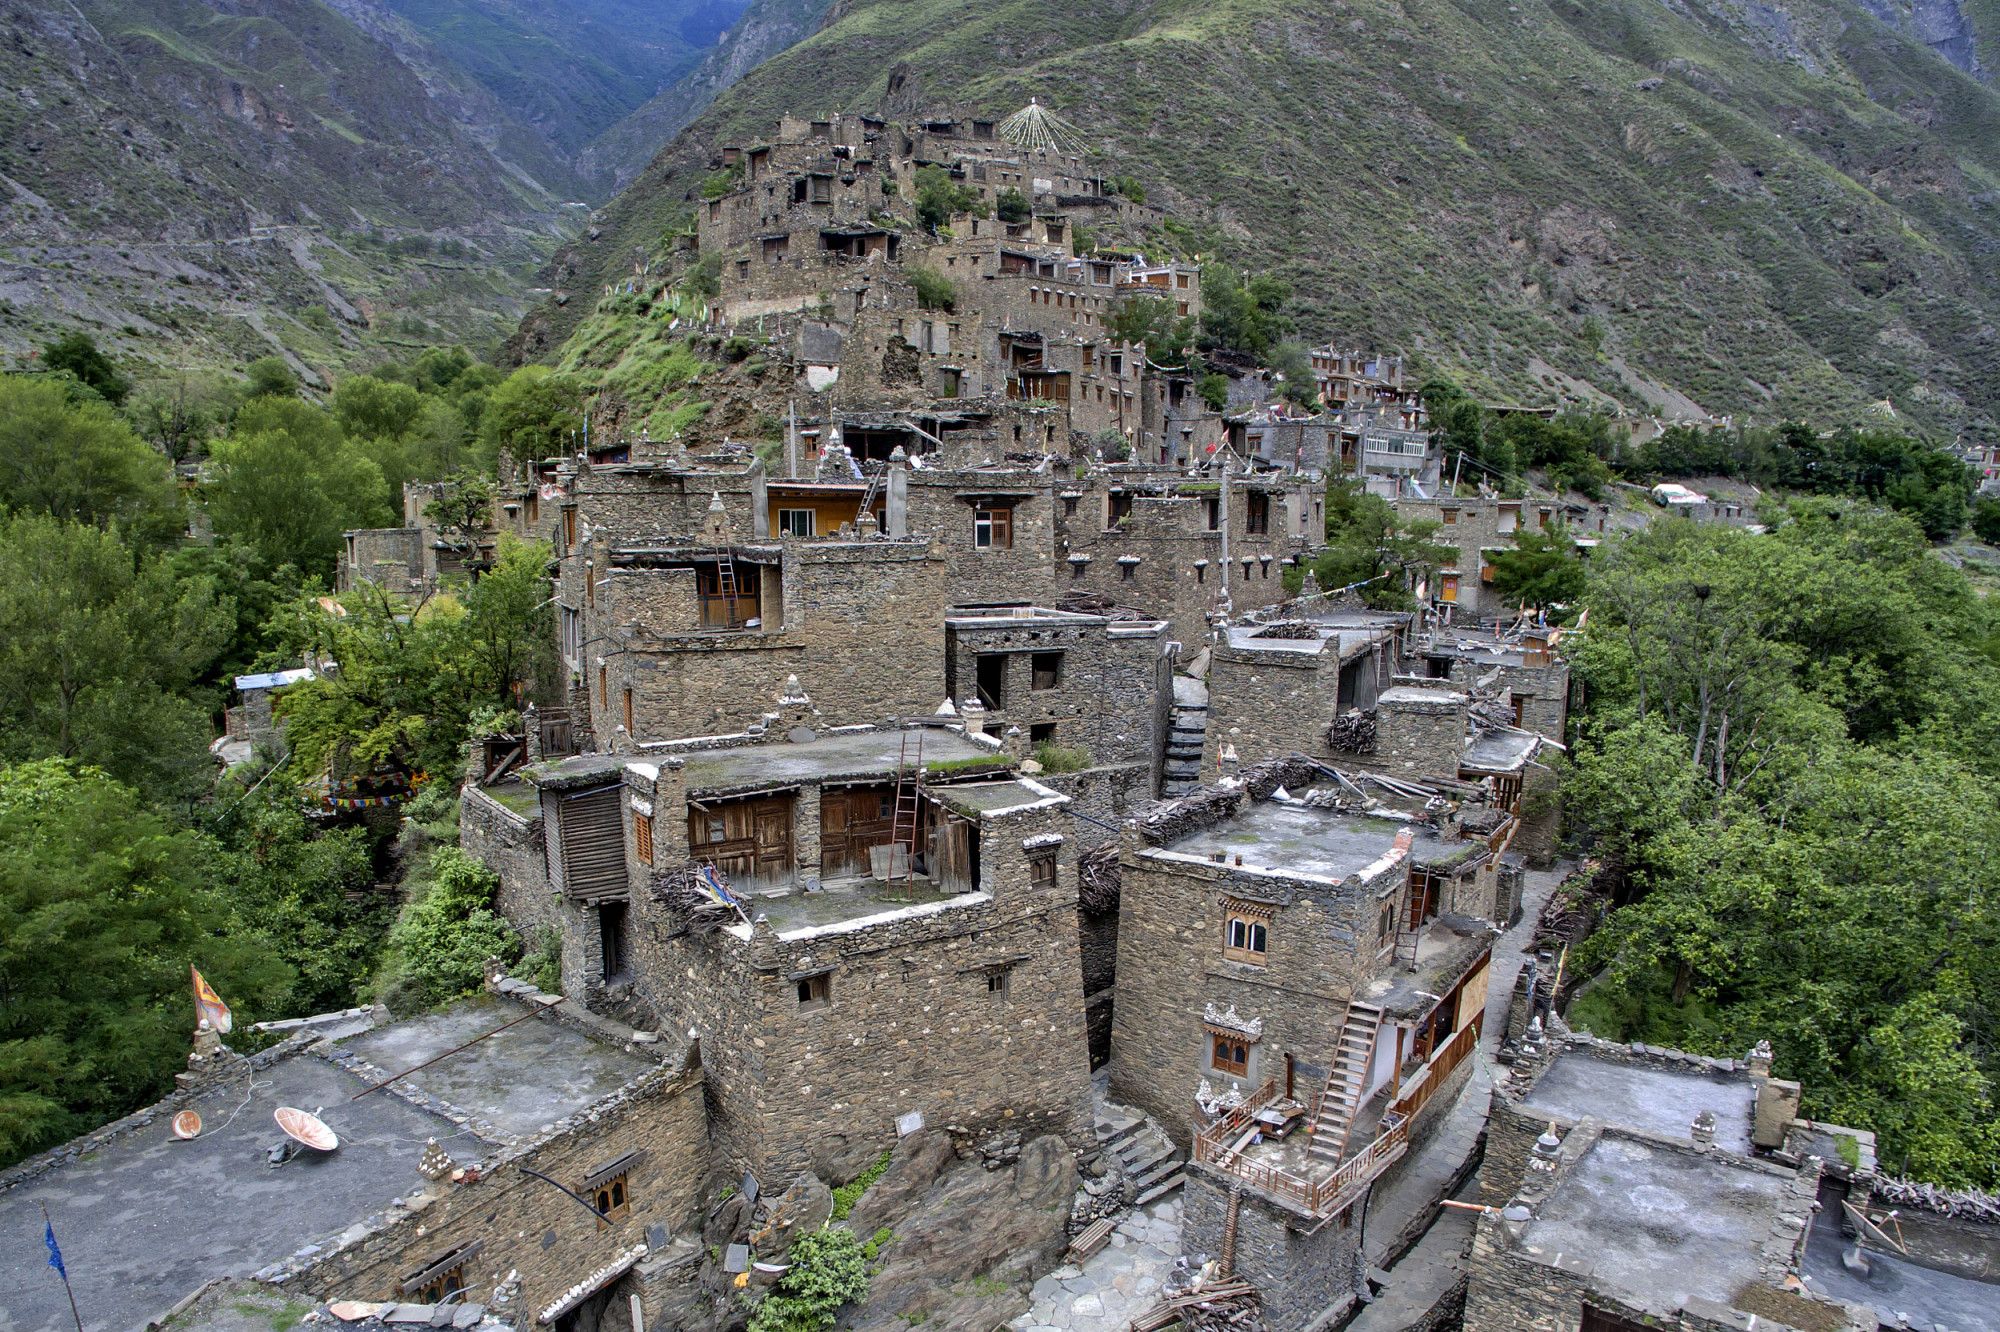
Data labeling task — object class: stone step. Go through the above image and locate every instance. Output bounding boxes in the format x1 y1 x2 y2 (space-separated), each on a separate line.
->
1130 1158 1182 1193
1120 1141 1177 1177
1134 1172 1187 1206
1169 725 1207 740
1094 1114 1144 1151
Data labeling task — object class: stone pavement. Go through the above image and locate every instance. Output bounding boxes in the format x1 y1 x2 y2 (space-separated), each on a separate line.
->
1010 1194 1184 1332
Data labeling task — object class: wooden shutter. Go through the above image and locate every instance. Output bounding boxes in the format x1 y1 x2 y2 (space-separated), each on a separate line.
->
557 785 629 902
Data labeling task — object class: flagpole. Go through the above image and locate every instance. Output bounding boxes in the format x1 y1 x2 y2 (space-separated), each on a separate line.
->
40 1202 85 1332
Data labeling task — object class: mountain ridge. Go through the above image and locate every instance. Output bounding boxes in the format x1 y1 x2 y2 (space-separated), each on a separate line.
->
521 0 2000 444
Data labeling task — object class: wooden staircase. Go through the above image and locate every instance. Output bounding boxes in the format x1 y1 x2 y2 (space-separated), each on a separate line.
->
1307 1000 1382 1166
712 546 745 628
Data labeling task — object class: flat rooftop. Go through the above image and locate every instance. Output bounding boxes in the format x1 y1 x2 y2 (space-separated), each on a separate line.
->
1460 729 1540 772
932 777 1063 817
1522 1050 1756 1154
748 877 972 936
1161 800 1449 883
678 727 998 793
1801 1192 2000 1331
1522 1133 1786 1310
335 997 653 1141
0 1048 488 1332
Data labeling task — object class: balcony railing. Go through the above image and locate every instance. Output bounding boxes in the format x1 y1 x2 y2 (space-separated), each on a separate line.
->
1192 1079 1411 1217
1391 1019 1480 1123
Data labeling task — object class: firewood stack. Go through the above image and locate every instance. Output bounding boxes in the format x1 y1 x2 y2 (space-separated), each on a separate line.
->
648 862 737 934
1078 842 1121 914
1326 708 1377 753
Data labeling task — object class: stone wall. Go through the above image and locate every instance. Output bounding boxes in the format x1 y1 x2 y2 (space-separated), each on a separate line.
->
1109 844 1403 1141
1182 1165 1362 1332
341 527 427 594
292 1065 708 1329
623 783 1093 1182
943 613 1166 768
1374 687 1469 780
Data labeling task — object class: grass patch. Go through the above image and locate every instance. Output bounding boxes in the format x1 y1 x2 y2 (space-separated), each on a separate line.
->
830 1150 891 1220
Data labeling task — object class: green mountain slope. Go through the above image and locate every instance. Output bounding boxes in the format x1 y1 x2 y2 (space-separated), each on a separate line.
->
525 0 2000 444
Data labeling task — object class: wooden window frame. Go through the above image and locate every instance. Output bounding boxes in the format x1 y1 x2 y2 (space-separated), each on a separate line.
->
599 664 608 706
1030 651 1062 691
1245 492 1270 536
402 1241 483 1300
796 971 832 1011
1224 915 1269 964
973 506 1013 549
1028 852 1057 892
592 1171 632 1221
633 809 653 865
1211 1034 1249 1077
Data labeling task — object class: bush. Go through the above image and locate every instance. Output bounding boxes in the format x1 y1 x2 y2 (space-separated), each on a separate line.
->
995 187 1030 224
1107 174 1147 205
699 164 744 200
374 846 518 1012
830 1150 891 1220
1196 372 1230 411
909 268 956 312
1971 496 2000 545
914 166 982 233
1033 742 1093 773
746 1227 871 1332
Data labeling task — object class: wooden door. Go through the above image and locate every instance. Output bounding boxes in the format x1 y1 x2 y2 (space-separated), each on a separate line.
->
689 794 795 890
821 785 894 878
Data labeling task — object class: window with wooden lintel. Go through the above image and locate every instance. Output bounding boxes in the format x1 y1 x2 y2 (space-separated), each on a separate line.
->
1223 898 1274 965
1245 492 1270 535
986 966 1012 999
1211 1034 1248 1077
974 506 1013 549
402 1241 483 1302
622 686 634 737
1031 652 1062 691
797 971 831 1011
1028 851 1057 892
583 1152 642 1222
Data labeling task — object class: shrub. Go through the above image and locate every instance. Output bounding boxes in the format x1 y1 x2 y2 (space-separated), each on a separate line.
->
1033 742 1093 774
995 187 1030 224
699 164 743 200
913 166 982 233
830 1150 891 1220
1196 372 1230 411
746 1227 871 1332
1971 496 2000 545
909 268 956 312
374 846 518 1011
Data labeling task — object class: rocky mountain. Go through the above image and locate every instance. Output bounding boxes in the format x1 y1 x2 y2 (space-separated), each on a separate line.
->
0 0 747 382
525 0 2000 444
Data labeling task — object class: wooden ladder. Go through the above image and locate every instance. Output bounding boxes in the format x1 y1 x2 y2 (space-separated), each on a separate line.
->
887 729 925 884
1307 1001 1382 1165
712 546 744 628
854 471 885 526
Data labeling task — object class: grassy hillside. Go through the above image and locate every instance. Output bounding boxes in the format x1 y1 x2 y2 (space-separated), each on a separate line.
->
524 0 2000 445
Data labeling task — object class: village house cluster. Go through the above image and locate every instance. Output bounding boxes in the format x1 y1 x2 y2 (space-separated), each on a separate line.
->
7 105 1993 1332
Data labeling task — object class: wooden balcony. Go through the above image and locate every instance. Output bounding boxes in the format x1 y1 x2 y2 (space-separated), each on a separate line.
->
1192 1077 1411 1218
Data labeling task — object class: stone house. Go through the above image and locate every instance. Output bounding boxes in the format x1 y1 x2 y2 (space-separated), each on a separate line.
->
1393 493 1613 622
493 722 1094 1183
1200 611 1408 772
1109 762 1508 1329
0 991 706 1332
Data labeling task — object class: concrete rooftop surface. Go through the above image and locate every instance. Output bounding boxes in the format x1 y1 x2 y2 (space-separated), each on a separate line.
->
679 727 994 791
1522 1133 1785 1311
1800 1193 2000 1332
335 997 653 1140
1163 801 1445 882
0 1052 483 1332
1522 1051 1757 1154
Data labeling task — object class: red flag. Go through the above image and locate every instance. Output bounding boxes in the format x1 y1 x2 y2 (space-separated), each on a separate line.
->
191 966 233 1034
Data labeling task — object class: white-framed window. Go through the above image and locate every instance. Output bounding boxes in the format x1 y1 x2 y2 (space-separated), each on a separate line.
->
777 508 816 538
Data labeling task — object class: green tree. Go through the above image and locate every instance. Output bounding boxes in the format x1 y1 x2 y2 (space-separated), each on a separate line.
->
0 375 181 546
1198 267 1292 360
0 515 231 796
477 366 584 470
127 372 236 462
333 375 426 442
462 536 557 708
243 356 300 400
1973 496 2000 545
1295 482 1454 610
747 1226 872 1332
40 332 130 405
373 846 519 1011
1106 295 1194 366
205 397 391 576
1488 519 1586 611
913 165 983 233
995 186 1030 224
0 761 292 1166
1270 341 1316 408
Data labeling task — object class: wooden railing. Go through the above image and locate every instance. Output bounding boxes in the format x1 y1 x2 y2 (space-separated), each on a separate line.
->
1391 1019 1480 1122
1193 1090 1412 1217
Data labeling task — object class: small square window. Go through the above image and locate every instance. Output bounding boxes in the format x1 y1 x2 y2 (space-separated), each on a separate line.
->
1028 852 1057 892
973 507 1013 549
1031 652 1062 691
986 969 1010 998
1029 722 1056 744
592 1172 631 1220
1224 913 1269 965
797 972 831 1010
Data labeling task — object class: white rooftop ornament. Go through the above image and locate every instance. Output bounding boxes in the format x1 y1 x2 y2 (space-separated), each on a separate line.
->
996 98 1088 156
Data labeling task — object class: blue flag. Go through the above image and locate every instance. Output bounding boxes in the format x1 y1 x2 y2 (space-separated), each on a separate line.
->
44 1218 65 1280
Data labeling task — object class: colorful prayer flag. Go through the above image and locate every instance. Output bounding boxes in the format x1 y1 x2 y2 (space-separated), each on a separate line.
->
191 966 233 1034
698 864 741 909
44 1218 65 1280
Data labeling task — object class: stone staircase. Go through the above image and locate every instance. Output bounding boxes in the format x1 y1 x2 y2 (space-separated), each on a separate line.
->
1308 1000 1383 1166
1161 696 1209 797
1095 1105 1186 1206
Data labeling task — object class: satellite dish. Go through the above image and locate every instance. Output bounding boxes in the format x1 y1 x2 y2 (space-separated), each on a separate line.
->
273 1106 339 1152
171 1110 202 1140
